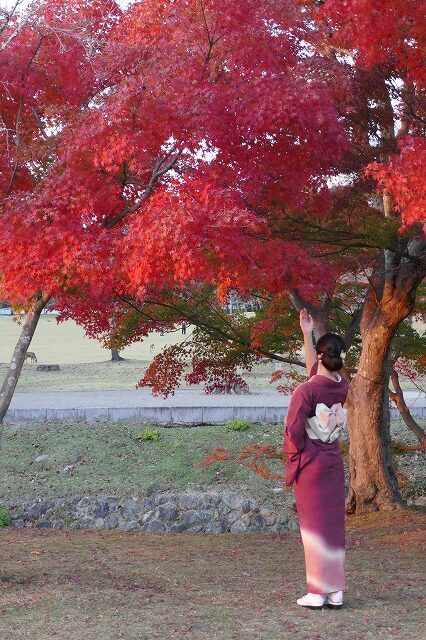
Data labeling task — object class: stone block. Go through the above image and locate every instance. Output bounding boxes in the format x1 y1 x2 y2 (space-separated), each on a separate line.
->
82 407 109 422
156 502 179 522
155 493 178 505
141 509 155 524
222 491 245 510
179 492 204 510
201 407 234 424
104 513 120 529
37 364 60 371
180 510 203 529
144 519 167 533
205 520 227 534
47 409 78 422
108 407 140 422
230 519 249 533
120 500 142 520
139 407 172 424
7 409 47 423
234 406 266 422
287 518 299 531
170 407 203 424
264 407 285 423
120 520 140 531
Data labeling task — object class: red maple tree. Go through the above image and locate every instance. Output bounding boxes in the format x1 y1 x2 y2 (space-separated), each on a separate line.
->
0 0 424 513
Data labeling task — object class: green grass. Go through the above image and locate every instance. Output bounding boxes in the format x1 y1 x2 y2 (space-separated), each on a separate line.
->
0 507 11 527
0 511 425 640
1 420 424 508
225 418 251 431
136 427 161 441
0 422 288 509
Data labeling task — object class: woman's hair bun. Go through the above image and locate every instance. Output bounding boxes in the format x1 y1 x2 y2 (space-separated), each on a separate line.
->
315 333 345 372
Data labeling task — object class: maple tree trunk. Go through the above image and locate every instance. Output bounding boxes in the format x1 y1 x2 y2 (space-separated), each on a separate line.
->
346 241 426 514
110 349 124 362
0 295 49 423
346 331 404 514
389 367 425 444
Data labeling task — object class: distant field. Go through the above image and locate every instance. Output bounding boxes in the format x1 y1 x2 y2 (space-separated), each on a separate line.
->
0 315 282 392
0 315 197 391
0 315 187 364
0 316 424 393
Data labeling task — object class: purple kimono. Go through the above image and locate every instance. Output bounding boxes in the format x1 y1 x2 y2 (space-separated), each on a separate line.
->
283 363 349 594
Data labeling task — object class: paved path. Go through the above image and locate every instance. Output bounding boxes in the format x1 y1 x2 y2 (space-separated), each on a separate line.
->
10 389 293 409
6 389 426 424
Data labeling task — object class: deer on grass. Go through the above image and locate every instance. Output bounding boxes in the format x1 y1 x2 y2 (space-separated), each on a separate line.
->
25 352 37 363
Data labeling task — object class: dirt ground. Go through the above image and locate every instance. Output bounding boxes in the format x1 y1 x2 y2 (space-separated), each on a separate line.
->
0 510 424 640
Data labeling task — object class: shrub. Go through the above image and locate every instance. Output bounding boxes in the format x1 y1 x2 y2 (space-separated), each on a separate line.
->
0 508 12 528
225 419 251 432
136 428 160 442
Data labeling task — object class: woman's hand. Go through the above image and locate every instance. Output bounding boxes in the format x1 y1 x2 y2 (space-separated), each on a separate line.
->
299 308 313 335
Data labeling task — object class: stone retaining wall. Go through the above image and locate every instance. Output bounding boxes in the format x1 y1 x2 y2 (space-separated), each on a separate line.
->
5 404 424 424
8 490 297 534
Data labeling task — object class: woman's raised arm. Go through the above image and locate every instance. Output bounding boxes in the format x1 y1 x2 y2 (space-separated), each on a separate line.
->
299 308 316 375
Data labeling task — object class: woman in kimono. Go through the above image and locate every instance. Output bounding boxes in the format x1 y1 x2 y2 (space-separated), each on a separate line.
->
283 309 349 610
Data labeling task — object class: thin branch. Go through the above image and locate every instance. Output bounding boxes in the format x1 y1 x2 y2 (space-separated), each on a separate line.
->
6 94 23 193
0 1 34 51
103 148 182 228
0 0 22 35
31 107 54 150
119 294 306 367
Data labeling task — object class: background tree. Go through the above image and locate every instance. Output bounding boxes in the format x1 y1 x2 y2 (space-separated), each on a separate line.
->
0 0 121 420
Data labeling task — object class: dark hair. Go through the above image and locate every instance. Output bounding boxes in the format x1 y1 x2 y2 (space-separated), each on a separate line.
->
315 333 346 372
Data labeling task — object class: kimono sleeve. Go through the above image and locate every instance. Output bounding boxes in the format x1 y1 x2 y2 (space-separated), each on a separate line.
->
283 384 312 454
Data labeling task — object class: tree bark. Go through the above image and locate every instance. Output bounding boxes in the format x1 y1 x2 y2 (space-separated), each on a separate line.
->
110 349 124 362
289 290 332 340
346 338 404 513
0 294 49 422
346 238 426 514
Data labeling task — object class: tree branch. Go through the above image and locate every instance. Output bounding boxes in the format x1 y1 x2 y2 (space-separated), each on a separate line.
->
119 294 306 368
102 148 182 228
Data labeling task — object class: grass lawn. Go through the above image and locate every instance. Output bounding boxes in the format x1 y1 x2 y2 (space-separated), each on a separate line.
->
0 510 425 640
0 422 290 510
2 316 424 392
1 420 424 511
0 316 187 365
0 315 286 392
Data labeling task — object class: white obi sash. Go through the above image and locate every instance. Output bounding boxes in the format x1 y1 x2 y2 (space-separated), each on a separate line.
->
305 403 347 443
